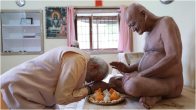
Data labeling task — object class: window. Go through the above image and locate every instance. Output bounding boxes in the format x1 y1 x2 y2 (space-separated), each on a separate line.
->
75 8 120 53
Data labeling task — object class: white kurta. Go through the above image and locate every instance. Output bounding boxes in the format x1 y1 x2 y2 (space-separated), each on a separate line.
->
0 47 90 109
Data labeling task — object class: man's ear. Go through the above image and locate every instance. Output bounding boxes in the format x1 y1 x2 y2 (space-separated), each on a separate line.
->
140 9 147 21
140 9 145 16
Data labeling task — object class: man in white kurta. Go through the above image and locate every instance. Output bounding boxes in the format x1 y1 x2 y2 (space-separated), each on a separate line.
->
0 47 91 109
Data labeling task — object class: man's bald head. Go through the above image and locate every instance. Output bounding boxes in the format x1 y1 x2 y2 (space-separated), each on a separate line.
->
126 3 147 21
125 3 155 34
127 3 141 13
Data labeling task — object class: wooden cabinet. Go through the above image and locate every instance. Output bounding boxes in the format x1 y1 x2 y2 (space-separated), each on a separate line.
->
1 10 44 55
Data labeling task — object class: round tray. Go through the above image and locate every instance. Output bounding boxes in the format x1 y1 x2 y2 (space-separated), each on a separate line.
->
88 94 125 105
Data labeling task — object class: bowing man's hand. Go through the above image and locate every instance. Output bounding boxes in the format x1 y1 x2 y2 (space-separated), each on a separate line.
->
88 81 111 93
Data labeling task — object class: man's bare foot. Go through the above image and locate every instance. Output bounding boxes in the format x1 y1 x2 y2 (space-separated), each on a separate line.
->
139 96 162 109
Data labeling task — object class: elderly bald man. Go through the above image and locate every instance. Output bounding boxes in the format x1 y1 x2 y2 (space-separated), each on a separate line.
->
0 47 109 109
109 3 183 108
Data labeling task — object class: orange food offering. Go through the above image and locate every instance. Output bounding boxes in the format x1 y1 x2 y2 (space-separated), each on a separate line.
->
110 91 120 100
109 88 115 94
94 88 120 101
95 92 104 101
94 88 104 101
95 88 102 93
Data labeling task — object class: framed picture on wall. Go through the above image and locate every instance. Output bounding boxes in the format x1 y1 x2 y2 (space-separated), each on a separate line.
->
45 7 67 39
20 18 33 25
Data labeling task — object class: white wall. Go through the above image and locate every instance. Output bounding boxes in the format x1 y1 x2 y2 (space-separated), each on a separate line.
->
1 0 195 88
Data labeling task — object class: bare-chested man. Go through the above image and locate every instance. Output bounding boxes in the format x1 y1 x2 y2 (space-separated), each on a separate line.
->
109 3 183 108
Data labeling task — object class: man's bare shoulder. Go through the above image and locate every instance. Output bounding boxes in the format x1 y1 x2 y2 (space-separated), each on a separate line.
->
161 16 173 21
159 16 175 26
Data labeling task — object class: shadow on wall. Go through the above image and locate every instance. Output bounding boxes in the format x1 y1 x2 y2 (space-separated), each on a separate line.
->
182 31 195 89
185 29 195 89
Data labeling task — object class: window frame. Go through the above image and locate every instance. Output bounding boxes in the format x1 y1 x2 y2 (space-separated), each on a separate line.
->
74 8 121 54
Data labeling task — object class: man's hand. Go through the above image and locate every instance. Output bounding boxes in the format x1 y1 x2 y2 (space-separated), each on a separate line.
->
110 61 130 73
88 81 111 93
109 76 126 94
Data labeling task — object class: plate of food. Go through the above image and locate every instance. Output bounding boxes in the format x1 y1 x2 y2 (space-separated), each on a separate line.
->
88 88 125 105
